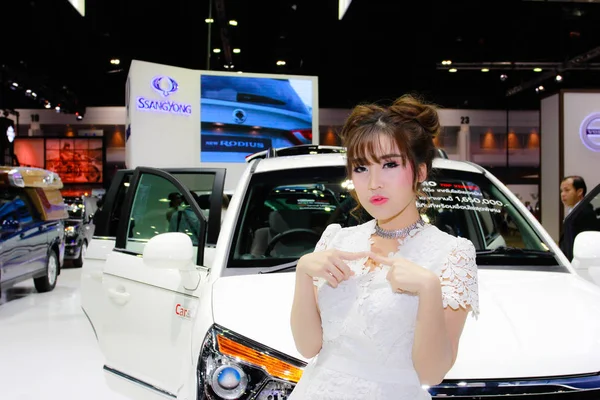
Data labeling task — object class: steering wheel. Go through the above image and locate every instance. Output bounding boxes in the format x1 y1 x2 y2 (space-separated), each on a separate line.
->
264 229 321 256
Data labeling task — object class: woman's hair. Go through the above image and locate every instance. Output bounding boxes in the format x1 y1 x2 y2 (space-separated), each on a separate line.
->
338 94 440 219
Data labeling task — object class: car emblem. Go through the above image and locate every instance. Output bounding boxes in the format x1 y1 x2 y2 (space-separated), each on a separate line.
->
580 112 600 152
152 76 179 97
233 109 247 124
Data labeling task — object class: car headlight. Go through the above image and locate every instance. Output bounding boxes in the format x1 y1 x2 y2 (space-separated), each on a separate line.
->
198 325 306 400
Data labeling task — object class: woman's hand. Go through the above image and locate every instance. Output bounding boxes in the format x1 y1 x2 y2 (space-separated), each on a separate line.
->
368 252 438 294
297 250 369 288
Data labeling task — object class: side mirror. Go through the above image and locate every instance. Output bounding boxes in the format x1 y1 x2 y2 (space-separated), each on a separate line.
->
572 231 600 286
143 232 199 290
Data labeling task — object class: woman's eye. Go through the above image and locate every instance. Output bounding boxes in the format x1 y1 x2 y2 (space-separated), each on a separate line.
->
353 166 367 173
383 162 399 168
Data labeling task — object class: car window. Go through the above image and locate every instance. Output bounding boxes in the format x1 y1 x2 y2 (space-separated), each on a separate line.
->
125 172 215 254
107 174 131 237
229 166 559 270
201 76 309 115
0 189 35 226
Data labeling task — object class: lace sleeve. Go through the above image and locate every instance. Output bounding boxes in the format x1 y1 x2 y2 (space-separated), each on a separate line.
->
439 237 479 318
311 224 342 288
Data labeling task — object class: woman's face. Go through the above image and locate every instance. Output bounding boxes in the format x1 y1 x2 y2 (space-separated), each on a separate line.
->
350 136 423 221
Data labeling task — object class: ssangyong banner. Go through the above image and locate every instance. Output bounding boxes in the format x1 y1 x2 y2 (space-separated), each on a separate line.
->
200 75 314 163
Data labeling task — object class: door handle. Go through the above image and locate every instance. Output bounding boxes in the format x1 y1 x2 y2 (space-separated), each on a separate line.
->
107 287 130 305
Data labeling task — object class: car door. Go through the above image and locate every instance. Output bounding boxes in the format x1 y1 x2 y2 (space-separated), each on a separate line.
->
81 170 133 340
98 167 225 399
9 191 47 277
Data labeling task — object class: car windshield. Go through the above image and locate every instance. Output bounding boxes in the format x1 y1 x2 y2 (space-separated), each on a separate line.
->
201 76 309 115
64 197 84 219
229 165 563 271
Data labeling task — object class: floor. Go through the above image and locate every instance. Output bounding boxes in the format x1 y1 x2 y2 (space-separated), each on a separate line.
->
0 267 128 400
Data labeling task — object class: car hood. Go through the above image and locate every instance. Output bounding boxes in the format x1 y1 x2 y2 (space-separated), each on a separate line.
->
212 269 600 379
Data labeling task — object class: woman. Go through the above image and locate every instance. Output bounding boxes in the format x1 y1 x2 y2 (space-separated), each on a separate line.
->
289 95 479 399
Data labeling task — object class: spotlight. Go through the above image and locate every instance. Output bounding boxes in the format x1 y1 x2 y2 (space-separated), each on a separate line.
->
555 74 563 82
55 106 61 113
500 74 508 81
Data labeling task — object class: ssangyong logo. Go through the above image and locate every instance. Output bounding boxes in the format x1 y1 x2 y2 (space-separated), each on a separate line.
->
580 112 600 152
152 76 178 97
136 75 192 116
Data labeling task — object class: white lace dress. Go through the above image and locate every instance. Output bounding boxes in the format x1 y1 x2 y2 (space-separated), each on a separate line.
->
289 219 479 400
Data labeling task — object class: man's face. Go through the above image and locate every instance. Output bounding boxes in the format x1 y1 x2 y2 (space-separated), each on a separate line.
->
560 178 583 208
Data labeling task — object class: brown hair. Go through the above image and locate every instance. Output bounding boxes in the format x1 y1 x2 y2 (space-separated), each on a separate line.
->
339 94 440 218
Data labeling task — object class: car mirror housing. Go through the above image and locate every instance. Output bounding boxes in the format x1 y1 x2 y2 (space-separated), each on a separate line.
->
143 232 200 290
572 231 600 285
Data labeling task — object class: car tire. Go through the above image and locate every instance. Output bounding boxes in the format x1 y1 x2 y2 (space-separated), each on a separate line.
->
34 251 59 293
73 240 87 268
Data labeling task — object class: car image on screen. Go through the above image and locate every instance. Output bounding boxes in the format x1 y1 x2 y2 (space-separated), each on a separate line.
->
200 75 313 163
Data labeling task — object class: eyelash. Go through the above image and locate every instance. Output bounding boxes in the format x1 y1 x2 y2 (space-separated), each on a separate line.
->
353 161 399 173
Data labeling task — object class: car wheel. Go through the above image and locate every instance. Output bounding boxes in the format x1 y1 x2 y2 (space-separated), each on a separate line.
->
34 251 59 293
73 240 87 268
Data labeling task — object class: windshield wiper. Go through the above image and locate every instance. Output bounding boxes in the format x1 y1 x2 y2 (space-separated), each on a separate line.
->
258 260 299 274
476 246 555 257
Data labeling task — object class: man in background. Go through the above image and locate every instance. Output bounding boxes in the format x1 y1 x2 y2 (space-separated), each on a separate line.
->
559 175 599 260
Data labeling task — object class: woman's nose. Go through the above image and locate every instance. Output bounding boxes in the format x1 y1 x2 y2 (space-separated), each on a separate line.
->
368 169 382 190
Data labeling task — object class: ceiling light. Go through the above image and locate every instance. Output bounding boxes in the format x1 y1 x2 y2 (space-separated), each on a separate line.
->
276 60 286 66
449 68 457 73
205 18 214 23
533 68 542 72
233 48 241 54
481 68 489 72
442 60 452 65
213 48 221 53
55 106 61 112
555 74 563 82
110 58 120 65
500 74 508 81
45 102 51 109
229 20 238 26
237 71 243 74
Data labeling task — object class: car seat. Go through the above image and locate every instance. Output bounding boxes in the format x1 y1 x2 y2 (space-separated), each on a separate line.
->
250 209 316 257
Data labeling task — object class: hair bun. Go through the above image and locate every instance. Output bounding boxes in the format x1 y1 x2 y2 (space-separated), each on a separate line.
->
389 95 440 138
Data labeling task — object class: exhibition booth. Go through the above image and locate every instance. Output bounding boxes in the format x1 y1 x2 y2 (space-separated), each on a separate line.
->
540 90 600 241
125 60 319 191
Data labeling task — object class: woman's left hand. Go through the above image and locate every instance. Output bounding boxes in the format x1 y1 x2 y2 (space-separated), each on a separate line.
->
368 252 438 295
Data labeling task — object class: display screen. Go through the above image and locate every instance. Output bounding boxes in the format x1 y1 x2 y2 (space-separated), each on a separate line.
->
200 75 314 163
45 139 103 183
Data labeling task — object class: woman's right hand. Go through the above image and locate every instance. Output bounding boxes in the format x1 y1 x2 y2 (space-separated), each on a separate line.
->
297 250 369 288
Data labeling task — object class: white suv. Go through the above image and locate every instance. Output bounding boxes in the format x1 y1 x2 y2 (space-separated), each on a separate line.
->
81 146 600 400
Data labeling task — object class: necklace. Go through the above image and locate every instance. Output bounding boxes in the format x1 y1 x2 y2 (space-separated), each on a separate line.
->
374 218 425 239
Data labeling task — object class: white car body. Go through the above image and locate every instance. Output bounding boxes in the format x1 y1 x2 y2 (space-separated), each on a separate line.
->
81 152 600 399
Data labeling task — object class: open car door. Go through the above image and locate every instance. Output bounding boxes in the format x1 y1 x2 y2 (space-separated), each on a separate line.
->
96 167 225 399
